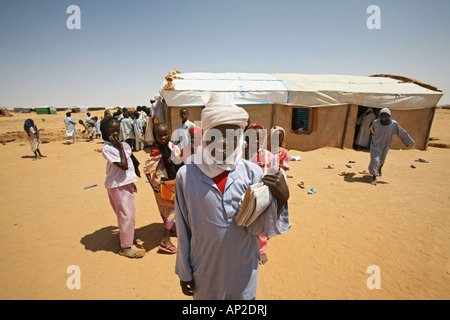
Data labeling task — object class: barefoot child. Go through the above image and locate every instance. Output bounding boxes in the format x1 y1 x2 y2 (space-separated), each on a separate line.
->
369 108 414 185
101 116 144 258
24 119 46 159
175 94 290 299
143 123 183 254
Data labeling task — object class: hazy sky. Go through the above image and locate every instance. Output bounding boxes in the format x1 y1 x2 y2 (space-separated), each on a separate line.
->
1 0 449 108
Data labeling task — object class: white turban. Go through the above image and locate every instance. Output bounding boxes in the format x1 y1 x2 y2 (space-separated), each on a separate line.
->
200 92 249 132
194 92 249 178
380 108 391 116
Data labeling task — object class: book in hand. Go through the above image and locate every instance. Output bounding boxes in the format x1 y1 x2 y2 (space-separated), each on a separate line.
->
235 181 274 227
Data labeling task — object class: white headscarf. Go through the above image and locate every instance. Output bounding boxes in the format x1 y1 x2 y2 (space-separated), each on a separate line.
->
195 92 249 178
200 92 249 132
380 108 391 116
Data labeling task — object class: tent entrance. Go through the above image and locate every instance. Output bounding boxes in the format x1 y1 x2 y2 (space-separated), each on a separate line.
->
353 106 379 150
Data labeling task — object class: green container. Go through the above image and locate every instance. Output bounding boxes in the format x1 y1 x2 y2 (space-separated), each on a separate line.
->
35 107 57 114
35 108 50 114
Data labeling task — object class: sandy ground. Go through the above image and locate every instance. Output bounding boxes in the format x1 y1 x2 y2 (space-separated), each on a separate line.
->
0 109 449 300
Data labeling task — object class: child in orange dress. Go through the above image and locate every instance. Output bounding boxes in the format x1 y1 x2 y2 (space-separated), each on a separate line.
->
143 123 183 253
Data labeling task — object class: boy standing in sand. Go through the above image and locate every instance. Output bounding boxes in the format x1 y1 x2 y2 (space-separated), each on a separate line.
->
369 108 414 185
175 94 290 299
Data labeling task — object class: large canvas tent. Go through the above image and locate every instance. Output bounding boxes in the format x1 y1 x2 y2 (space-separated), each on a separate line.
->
160 71 443 151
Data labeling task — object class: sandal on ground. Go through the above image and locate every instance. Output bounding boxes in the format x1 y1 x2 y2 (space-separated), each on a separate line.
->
158 244 177 254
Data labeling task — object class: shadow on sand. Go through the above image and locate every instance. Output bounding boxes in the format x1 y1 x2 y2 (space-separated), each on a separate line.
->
80 223 166 255
341 172 389 185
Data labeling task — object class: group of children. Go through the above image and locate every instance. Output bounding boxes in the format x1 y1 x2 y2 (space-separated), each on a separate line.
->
19 97 414 300
101 104 291 258
17 100 414 300
64 112 102 144
97 101 413 299
99 106 190 257
78 113 102 142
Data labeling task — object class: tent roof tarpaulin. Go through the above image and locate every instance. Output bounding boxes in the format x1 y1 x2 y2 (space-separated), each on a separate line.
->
161 72 443 110
275 73 443 110
162 73 288 107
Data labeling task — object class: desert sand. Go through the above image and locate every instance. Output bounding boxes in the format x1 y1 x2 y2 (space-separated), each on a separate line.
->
0 109 449 300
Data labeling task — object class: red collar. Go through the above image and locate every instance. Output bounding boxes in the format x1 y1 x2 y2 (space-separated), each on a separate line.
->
212 171 230 194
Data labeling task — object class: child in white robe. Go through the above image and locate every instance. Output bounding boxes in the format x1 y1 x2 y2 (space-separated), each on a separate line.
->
369 108 414 185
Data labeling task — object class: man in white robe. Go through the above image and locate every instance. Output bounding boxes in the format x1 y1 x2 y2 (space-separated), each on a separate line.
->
64 112 77 144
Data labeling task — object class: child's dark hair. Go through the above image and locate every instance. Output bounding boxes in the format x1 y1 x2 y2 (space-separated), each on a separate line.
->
153 122 182 179
100 116 120 141
152 123 168 141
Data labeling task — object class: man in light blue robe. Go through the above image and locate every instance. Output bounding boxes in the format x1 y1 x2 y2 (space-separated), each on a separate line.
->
369 108 414 185
174 95 290 300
